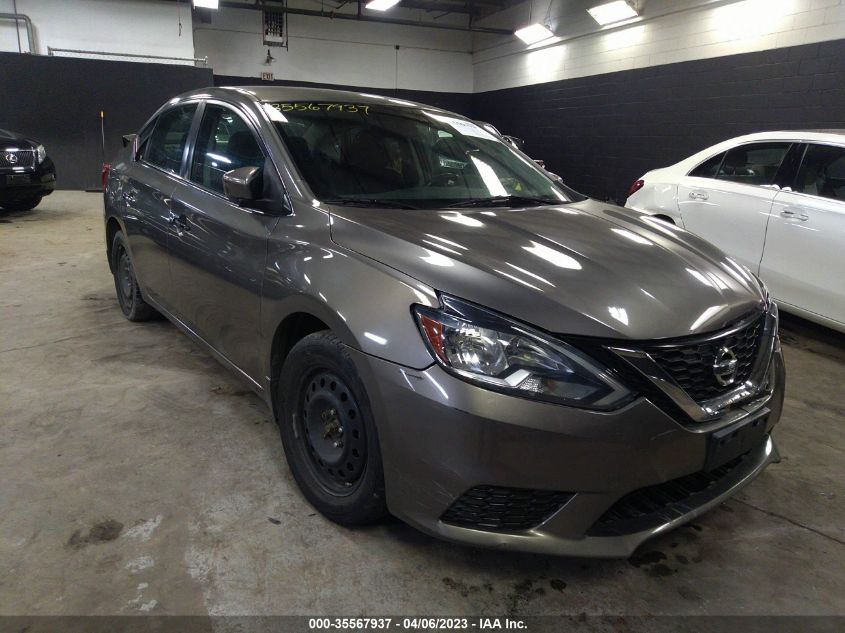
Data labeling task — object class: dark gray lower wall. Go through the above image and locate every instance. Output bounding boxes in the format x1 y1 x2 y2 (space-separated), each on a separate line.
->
472 39 845 203
7 38 845 197
213 74 473 118
0 53 213 190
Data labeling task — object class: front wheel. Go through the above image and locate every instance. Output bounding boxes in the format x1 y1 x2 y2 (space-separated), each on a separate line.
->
111 231 159 322
278 331 387 525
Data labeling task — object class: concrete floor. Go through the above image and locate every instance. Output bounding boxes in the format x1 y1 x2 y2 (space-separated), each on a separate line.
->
0 191 843 617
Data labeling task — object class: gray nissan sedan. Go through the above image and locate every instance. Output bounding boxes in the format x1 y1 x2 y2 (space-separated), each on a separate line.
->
103 87 785 557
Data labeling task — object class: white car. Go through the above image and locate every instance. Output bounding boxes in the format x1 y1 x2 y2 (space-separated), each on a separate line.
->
626 131 845 333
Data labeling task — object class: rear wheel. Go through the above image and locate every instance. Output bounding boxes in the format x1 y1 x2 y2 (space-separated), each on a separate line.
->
278 331 387 525
111 231 159 322
1 196 42 212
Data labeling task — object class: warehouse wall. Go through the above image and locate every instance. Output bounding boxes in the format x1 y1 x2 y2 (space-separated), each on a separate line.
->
473 0 845 92
0 53 212 190
473 38 845 203
194 5 473 94
0 0 193 60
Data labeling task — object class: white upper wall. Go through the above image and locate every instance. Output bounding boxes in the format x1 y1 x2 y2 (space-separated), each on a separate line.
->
0 0 194 61
3 0 845 94
194 3 473 93
473 0 845 92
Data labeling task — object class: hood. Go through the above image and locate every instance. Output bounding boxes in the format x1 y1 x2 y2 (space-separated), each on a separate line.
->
329 198 766 340
0 129 36 149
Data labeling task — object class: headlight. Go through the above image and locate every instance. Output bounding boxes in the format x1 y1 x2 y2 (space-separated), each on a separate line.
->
413 295 634 410
36 144 47 164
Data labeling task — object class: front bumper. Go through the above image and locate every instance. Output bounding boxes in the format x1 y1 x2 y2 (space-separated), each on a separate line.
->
0 158 56 201
352 342 784 558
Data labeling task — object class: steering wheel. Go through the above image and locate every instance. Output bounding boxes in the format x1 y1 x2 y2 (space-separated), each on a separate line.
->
428 172 460 187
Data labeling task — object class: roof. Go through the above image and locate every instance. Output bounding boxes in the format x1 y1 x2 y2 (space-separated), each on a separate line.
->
179 86 443 112
673 129 845 170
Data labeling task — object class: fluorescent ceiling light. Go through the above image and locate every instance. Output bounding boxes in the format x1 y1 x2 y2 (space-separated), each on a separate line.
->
587 0 639 26
514 23 555 45
366 0 401 10
193 0 219 8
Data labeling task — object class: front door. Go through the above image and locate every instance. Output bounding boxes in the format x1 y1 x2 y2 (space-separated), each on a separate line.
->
761 143 845 327
168 103 279 382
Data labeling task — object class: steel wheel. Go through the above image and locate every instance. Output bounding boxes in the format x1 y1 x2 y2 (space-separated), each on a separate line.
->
298 370 367 495
110 230 158 322
117 247 135 310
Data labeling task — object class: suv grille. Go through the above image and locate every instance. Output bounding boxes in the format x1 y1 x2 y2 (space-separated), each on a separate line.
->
0 149 35 168
441 485 573 532
644 316 763 402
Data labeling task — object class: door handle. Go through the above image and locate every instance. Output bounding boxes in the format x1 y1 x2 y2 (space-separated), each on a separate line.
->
781 208 809 221
689 191 709 201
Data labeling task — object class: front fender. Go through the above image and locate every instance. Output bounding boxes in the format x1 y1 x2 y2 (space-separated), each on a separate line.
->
260 206 438 392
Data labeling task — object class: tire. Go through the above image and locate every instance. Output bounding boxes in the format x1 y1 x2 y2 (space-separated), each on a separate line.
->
278 331 388 525
1 196 42 212
111 230 159 322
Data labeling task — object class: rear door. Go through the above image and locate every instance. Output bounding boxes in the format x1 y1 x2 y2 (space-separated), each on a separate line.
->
677 142 793 272
761 142 845 326
118 104 198 311
168 101 280 382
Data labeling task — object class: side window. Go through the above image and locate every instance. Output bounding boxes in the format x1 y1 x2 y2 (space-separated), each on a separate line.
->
716 142 791 186
795 144 845 201
689 152 725 179
190 105 265 194
144 105 197 174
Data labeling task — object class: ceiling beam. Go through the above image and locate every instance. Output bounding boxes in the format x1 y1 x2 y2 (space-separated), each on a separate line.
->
216 1 514 34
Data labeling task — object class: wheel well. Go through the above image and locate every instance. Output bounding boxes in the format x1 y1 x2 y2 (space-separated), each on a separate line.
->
652 214 675 225
270 312 330 416
105 217 121 272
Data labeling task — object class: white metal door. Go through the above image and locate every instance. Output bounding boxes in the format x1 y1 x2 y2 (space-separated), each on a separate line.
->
677 177 776 273
761 191 845 327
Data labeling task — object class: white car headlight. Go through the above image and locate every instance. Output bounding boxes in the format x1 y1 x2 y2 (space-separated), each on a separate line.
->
36 144 47 164
413 295 634 410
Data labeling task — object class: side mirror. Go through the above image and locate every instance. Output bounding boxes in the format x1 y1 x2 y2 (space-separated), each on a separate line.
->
122 134 137 148
223 166 262 203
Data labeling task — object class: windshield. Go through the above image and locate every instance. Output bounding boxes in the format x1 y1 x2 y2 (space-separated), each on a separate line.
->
264 101 582 209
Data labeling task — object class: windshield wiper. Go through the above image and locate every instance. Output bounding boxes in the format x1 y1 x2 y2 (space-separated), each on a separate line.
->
445 195 560 208
322 197 420 210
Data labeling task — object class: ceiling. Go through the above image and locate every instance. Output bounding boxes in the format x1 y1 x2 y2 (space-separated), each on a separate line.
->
186 0 517 21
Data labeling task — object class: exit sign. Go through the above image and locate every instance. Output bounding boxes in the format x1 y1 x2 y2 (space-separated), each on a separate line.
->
261 72 274 81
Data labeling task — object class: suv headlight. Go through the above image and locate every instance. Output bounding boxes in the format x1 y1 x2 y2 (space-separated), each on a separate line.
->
36 144 47 164
413 295 634 410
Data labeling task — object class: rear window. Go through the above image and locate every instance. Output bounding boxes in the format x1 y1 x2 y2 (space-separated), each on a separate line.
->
689 152 725 178
716 142 791 186
144 104 197 174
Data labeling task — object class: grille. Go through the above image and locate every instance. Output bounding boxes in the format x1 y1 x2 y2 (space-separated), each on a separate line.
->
645 316 763 402
0 150 35 168
588 452 751 537
441 485 573 532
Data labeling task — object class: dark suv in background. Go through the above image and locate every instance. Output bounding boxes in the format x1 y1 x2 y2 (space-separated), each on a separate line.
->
0 129 56 211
